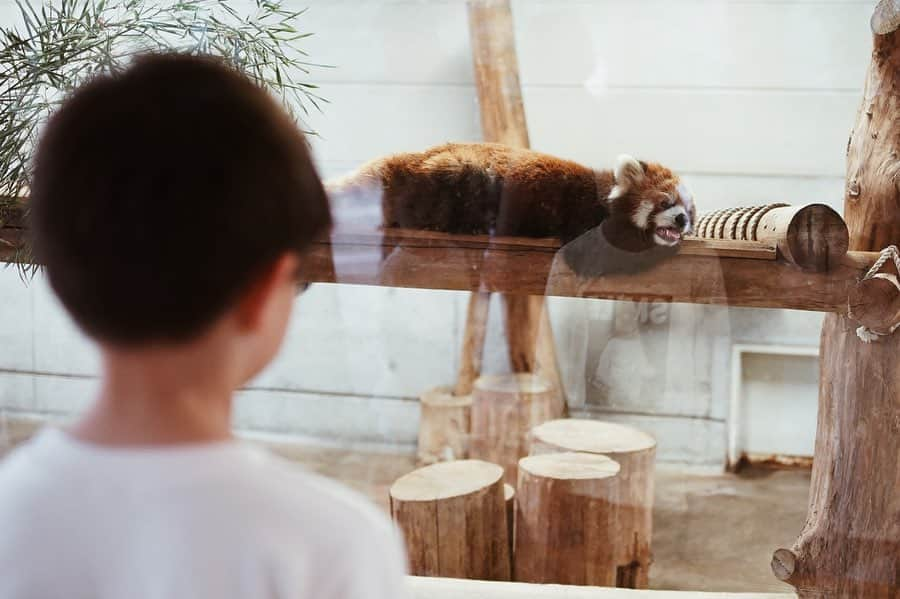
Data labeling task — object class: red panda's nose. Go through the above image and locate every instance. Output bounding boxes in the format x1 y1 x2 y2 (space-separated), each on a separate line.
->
675 213 687 228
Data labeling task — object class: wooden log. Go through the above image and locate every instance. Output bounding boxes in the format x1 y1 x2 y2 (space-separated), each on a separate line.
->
529 419 657 589
390 459 511 581
774 5 900 596
514 452 620 586
470 374 563 485
754 204 849 272
417 386 472 465
288 226 876 314
692 203 848 272
848 273 900 336
4 201 885 317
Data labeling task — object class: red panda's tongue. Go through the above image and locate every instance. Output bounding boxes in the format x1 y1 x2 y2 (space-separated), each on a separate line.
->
656 227 682 242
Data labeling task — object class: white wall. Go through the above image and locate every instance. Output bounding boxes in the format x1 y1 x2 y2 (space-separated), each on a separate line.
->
0 0 876 466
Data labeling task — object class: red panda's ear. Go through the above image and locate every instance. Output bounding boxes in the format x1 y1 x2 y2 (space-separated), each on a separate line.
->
609 154 644 200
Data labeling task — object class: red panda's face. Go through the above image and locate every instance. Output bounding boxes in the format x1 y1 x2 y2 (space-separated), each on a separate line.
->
607 156 695 247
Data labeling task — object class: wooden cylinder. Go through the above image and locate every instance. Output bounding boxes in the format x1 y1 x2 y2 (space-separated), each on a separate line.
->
528 419 657 588
756 204 849 272
514 452 620 586
390 460 510 581
848 273 900 336
470 374 563 485
417 386 472 465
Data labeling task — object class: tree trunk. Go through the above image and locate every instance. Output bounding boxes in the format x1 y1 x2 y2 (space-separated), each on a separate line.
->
773 7 900 596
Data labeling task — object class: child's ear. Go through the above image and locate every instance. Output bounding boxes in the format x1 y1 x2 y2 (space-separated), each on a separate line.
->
235 253 299 332
608 154 644 200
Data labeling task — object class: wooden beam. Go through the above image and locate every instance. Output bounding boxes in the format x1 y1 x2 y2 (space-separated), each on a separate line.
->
293 225 871 314
406 576 797 599
1 212 876 314
466 0 566 398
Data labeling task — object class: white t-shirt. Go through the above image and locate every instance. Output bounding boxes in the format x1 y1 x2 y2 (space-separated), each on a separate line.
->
0 428 409 599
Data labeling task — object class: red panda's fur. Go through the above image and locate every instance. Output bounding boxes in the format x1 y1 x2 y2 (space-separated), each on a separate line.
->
327 143 695 274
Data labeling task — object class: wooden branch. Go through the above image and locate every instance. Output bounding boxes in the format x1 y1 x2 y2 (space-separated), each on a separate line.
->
285 225 873 315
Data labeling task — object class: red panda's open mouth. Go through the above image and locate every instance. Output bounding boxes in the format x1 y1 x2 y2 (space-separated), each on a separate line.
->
655 227 682 243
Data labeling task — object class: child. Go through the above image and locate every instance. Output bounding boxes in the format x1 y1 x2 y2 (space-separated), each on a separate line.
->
0 53 408 598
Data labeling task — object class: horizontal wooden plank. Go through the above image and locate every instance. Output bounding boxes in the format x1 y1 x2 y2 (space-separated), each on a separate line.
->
0 204 867 312
298 225 871 313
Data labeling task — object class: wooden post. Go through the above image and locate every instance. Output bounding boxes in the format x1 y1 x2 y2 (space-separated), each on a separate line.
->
390 459 511 581
462 0 566 403
470 373 563 485
773 4 900 596
455 291 491 396
417 386 472 465
514 452 620 586
529 419 657 589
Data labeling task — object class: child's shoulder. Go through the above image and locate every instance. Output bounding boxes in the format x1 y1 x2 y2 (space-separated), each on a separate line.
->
230 446 407 570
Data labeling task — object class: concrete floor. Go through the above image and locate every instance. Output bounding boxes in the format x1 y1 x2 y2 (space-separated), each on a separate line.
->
1 419 807 594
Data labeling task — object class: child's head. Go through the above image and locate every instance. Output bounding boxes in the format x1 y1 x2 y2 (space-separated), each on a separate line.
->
29 53 330 381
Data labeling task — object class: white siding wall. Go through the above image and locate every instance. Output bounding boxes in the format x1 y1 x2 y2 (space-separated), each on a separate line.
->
0 0 875 465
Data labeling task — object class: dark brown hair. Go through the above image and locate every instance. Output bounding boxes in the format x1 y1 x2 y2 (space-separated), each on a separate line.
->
29 53 331 345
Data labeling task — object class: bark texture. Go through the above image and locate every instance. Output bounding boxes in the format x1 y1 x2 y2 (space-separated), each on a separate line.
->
773 14 900 597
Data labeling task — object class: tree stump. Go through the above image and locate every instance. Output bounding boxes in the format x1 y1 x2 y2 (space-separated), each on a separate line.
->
417 386 472 465
470 373 563 484
389 459 510 581
528 419 657 588
514 452 620 586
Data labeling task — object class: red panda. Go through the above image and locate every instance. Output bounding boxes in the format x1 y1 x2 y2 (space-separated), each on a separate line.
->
327 142 695 275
